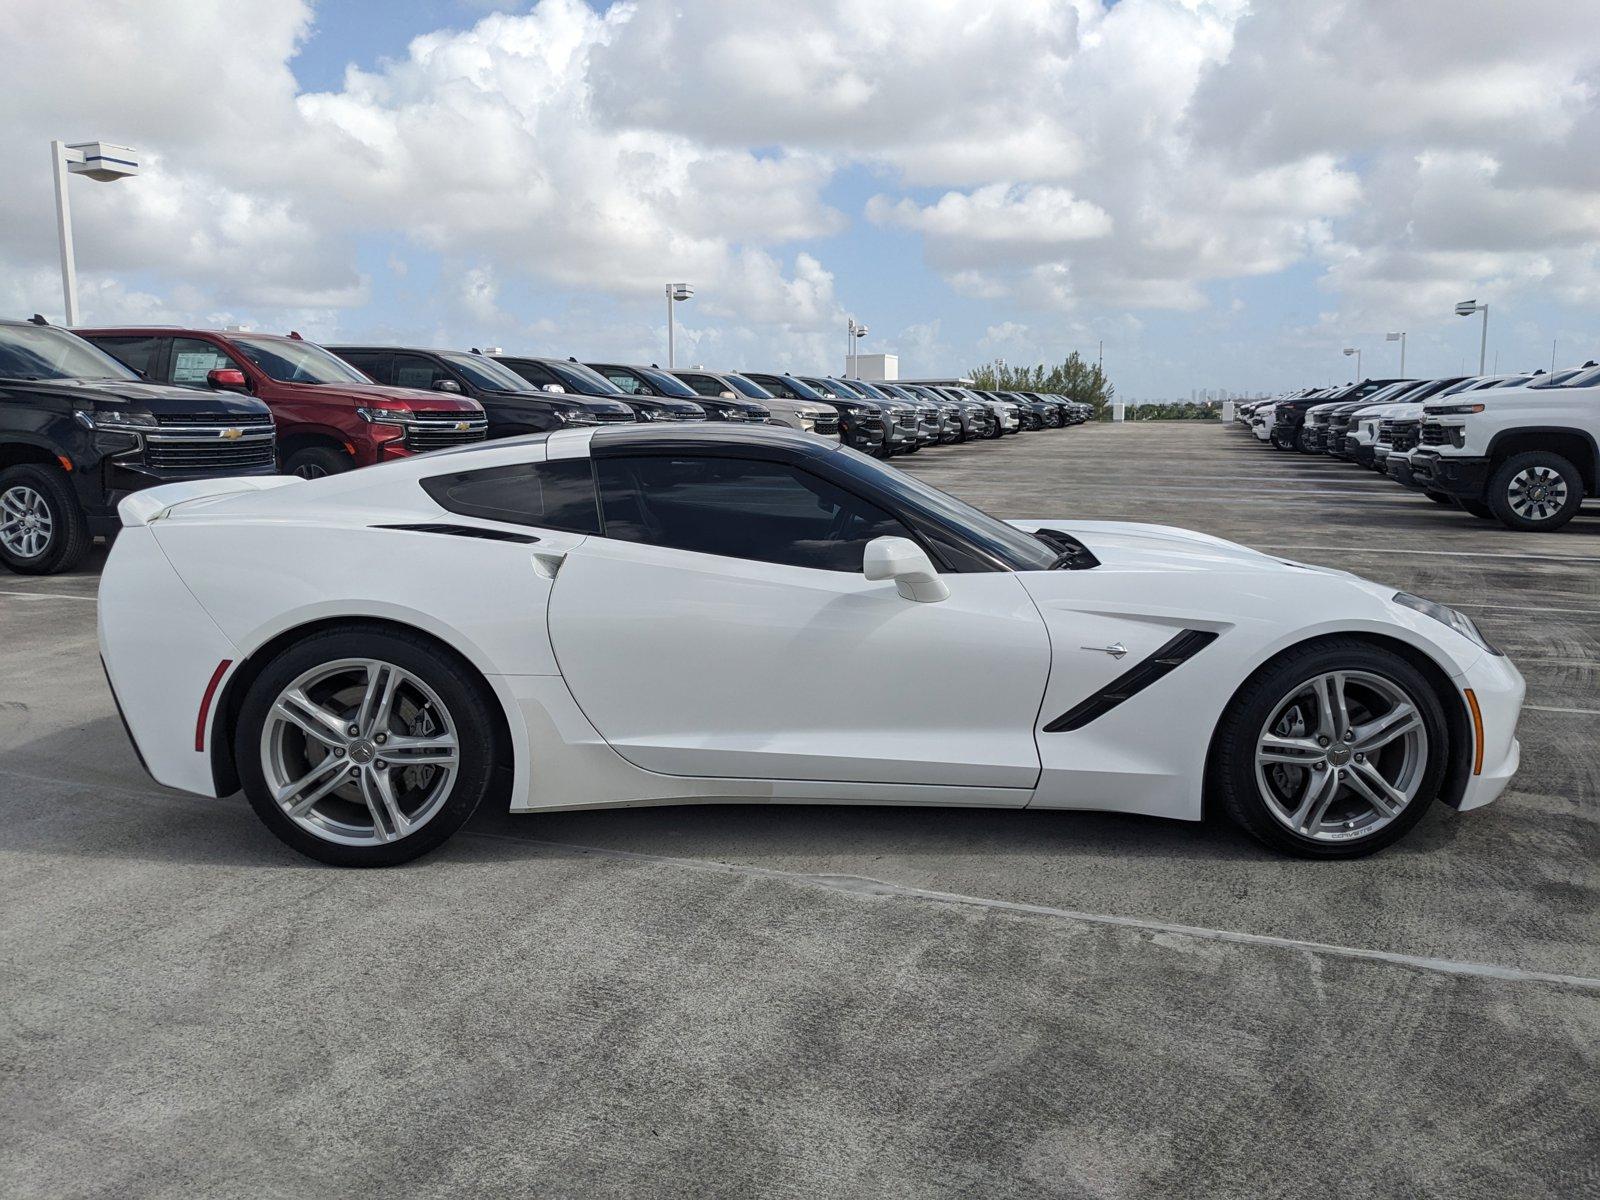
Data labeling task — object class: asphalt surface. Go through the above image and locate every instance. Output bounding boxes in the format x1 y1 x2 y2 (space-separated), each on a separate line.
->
3 421 1597 1198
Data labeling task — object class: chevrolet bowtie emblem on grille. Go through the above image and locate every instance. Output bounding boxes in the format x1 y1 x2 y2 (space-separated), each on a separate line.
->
454 421 471 431
220 427 243 440
1082 642 1128 660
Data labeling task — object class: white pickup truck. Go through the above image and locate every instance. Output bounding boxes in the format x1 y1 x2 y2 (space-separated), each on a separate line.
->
1408 364 1600 531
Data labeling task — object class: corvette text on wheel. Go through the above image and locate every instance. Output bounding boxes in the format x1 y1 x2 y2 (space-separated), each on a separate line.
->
98 426 1524 866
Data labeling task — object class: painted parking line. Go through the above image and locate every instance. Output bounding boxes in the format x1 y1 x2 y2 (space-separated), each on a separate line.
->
0 589 97 603
1525 704 1600 716
465 832 1600 992
1255 544 1600 563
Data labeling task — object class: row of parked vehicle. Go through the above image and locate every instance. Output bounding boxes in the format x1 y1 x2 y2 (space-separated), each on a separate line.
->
0 316 1091 575
1234 361 1600 532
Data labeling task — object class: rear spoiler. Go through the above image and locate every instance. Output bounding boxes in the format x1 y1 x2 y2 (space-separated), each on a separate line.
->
119 476 302 527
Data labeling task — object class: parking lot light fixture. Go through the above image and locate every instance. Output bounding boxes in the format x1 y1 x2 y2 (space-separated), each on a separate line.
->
1455 300 1488 375
665 283 693 368
51 140 139 326
1343 346 1361 380
1386 331 1406 376
847 318 868 378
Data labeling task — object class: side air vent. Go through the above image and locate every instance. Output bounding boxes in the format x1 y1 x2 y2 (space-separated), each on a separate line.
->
1030 527 1100 570
1043 629 1219 733
374 523 541 544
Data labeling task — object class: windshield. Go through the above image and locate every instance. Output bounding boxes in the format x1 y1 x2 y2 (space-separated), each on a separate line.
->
1555 366 1600 389
1528 369 1582 389
546 360 625 395
232 336 371 385
828 378 868 397
0 324 139 382
836 451 1057 571
1361 381 1416 404
635 366 701 398
766 374 826 401
798 377 839 397
724 373 774 399
440 352 537 393
848 379 892 400
1484 374 1533 389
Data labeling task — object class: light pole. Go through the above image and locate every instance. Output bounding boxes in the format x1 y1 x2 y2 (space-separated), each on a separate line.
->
1386 331 1406 376
1454 299 1488 375
846 318 868 378
50 140 139 326
665 283 693 368
1343 346 1361 381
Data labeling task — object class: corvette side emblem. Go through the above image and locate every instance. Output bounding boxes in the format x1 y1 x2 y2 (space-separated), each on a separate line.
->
1083 642 1128 660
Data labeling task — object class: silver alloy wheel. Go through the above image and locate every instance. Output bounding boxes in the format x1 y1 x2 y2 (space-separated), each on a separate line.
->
260 657 459 846
293 463 329 480
0 486 53 559
1253 670 1429 843
1507 466 1568 521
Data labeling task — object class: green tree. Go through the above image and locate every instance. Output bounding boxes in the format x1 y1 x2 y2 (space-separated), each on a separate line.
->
967 353 1115 418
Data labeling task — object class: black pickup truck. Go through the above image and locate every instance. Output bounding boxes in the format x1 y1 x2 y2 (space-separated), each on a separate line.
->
1270 379 1405 451
0 318 277 574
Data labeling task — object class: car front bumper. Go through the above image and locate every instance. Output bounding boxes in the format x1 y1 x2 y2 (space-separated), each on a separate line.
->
1408 451 1491 499
1385 452 1421 488
1347 438 1377 467
1452 648 1525 813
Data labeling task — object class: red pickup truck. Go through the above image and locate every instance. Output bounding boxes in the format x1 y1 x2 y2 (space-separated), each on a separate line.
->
79 327 487 478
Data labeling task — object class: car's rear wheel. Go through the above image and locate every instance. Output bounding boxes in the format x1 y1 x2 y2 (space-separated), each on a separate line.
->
236 627 499 866
0 464 91 576
1211 640 1447 858
283 445 353 480
1487 452 1584 532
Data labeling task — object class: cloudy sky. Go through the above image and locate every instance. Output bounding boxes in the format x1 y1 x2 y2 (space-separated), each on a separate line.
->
5 0 1599 396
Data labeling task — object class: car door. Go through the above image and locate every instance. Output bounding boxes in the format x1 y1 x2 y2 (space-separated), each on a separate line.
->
545 452 1050 791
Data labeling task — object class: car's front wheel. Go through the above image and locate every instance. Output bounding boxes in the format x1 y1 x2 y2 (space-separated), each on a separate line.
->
1210 639 1448 858
0 464 91 576
1487 451 1584 532
283 445 353 480
236 626 500 866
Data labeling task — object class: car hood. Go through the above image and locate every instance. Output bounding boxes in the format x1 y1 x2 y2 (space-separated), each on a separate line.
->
281 382 481 413
23 377 270 416
1007 519 1362 581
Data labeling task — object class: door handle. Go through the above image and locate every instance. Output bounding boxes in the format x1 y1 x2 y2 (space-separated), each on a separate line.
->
532 551 566 579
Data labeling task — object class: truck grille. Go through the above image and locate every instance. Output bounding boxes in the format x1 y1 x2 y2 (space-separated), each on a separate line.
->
403 413 489 452
1420 421 1451 446
812 414 840 436
143 414 276 473
592 410 636 424
1387 419 1420 451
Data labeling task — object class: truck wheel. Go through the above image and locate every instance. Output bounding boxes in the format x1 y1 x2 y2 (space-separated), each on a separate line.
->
284 445 353 480
0 464 91 576
1425 491 1453 505
1487 452 1583 532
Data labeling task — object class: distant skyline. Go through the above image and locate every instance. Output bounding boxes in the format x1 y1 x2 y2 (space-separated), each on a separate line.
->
5 0 1598 394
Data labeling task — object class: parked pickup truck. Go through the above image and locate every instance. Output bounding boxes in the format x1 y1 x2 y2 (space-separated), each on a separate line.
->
1408 364 1600 531
1 318 277 574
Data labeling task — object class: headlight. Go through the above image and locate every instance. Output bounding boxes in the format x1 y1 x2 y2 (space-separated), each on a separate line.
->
799 414 816 430
81 408 157 429
1393 592 1501 655
555 408 599 426
356 407 413 424
1428 403 1485 416
636 407 658 421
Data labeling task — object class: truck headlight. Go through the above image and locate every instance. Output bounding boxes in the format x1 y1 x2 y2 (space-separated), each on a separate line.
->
356 407 413 424
81 408 157 429
1393 592 1501 655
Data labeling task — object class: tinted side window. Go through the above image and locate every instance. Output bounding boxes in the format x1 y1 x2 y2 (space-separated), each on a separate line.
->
502 360 560 387
598 368 642 394
86 336 161 377
675 373 724 398
394 353 453 391
750 374 795 399
333 351 390 383
167 337 240 386
595 456 911 572
421 459 601 533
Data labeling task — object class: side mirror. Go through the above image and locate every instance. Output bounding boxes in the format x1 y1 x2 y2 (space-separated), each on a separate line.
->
542 383 567 393
206 367 247 392
432 378 463 394
719 391 736 399
863 536 949 603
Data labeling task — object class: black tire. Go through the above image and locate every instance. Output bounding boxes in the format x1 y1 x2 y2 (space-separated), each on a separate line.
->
235 626 499 866
0 463 91 576
283 444 353 480
1209 638 1449 859
1425 490 1453 505
1458 499 1495 519
1486 451 1584 532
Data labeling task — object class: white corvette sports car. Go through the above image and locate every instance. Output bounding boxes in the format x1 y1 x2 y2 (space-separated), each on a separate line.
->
99 425 1524 866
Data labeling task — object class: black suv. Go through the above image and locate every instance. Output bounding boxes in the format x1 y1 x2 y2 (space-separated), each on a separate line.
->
0 318 276 575
586 362 757 422
327 346 607 438
488 355 645 424
1270 379 1404 451
745 371 896 454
